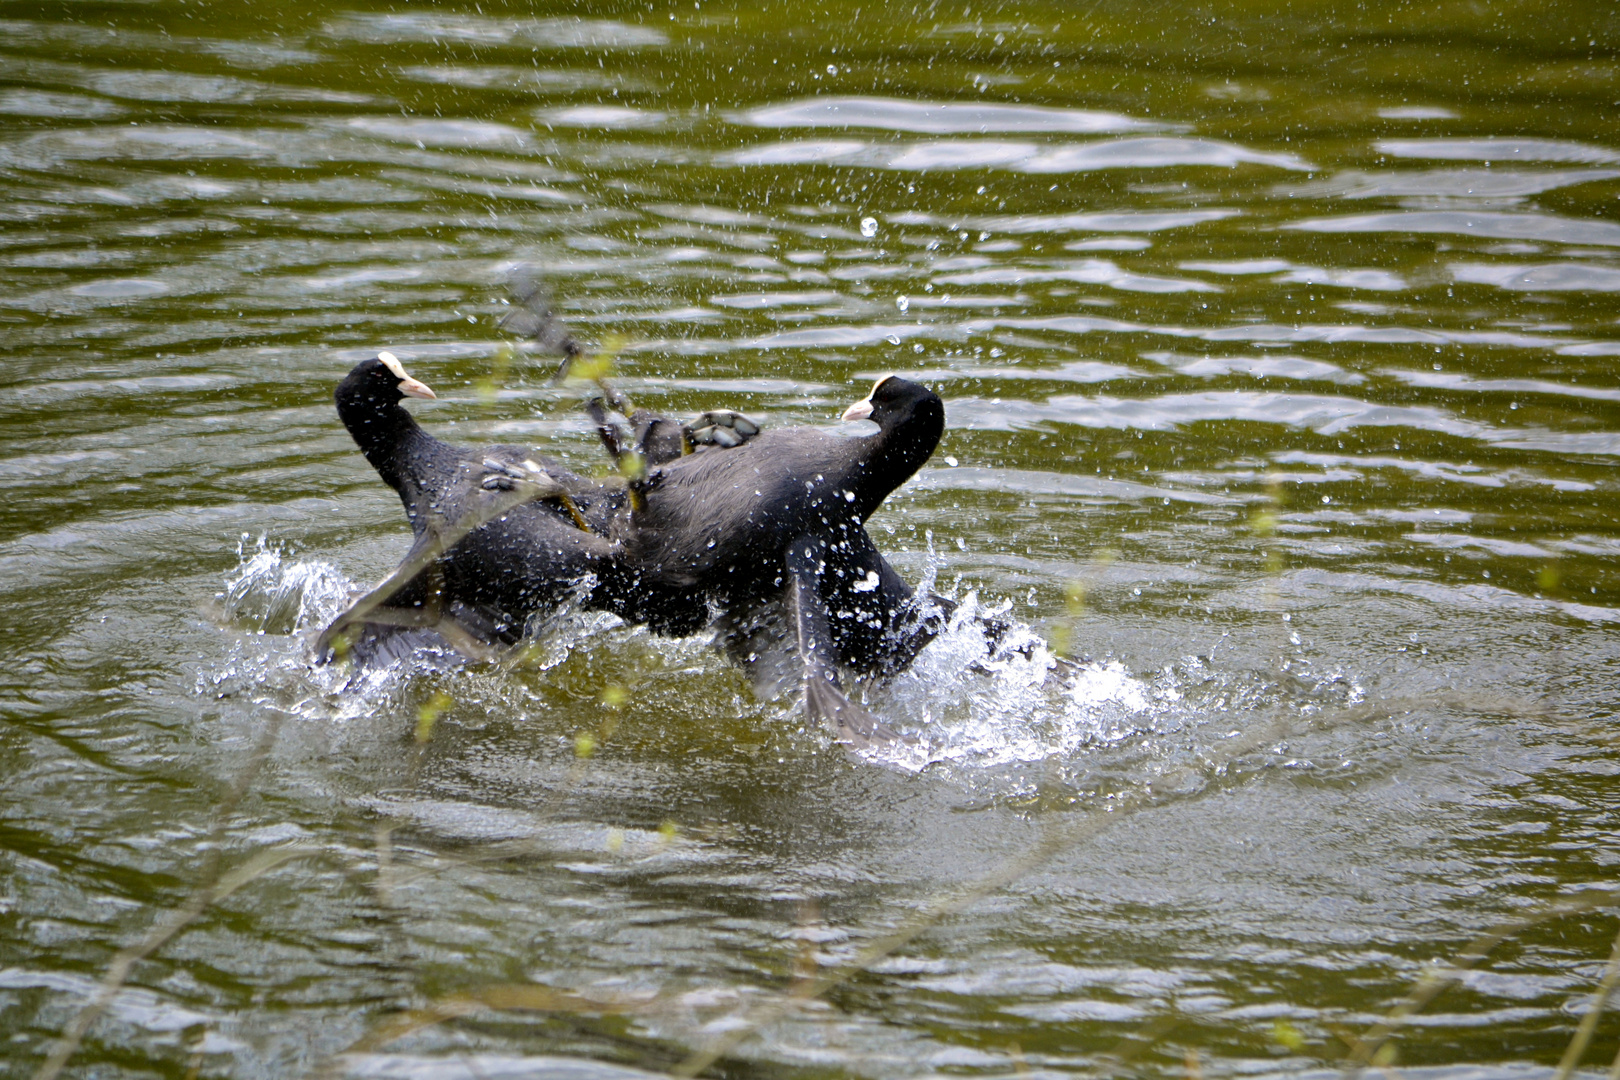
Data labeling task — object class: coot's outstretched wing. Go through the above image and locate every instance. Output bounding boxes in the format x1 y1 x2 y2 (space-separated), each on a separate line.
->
500 265 582 380
500 264 764 469
316 467 574 664
785 536 903 750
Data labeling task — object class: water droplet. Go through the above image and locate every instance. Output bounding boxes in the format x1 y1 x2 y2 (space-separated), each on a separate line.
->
896 295 909 312
859 216 878 237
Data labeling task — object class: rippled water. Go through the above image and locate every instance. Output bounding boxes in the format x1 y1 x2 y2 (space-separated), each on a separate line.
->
2 3 1619 1078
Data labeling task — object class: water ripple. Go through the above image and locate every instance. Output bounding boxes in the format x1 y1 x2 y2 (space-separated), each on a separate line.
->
732 96 1170 134
1289 209 1620 246
726 136 1312 173
320 13 669 48
1377 137 1620 164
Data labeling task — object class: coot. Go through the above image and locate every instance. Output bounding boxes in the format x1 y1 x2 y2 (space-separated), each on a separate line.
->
318 353 629 663
318 353 762 664
620 375 953 746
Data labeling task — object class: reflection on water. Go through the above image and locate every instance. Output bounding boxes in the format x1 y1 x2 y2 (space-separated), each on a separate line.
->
0 0 1618 1077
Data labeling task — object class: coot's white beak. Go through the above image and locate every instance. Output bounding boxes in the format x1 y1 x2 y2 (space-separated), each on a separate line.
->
378 350 436 399
398 375 436 400
842 373 896 422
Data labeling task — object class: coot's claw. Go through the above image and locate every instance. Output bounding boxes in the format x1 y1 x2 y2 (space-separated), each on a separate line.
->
690 424 742 448
685 410 761 450
479 457 528 491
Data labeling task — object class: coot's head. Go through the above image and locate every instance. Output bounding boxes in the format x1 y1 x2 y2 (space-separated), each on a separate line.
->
840 374 939 431
838 375 944 516
334 353 439 476
349 351 436 402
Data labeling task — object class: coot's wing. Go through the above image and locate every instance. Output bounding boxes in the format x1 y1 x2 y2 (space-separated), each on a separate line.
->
785 536 902 750
316 478 565 663
501 265 581 378
316 528 446 662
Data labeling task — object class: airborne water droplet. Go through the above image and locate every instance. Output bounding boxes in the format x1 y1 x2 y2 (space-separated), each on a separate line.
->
860 216 878 237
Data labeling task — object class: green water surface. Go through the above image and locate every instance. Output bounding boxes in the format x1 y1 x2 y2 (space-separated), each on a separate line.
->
1 2 1619 1078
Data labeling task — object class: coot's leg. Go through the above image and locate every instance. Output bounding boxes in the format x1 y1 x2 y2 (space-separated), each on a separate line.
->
584 398 631 468
631 412 687 466
785 536 903 750
501 265 582 381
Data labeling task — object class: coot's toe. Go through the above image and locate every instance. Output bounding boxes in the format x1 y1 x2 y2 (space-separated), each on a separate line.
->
685 409 761 450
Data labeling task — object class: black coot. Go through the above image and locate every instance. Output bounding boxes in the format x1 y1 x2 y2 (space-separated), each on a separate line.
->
318 353 628 663
318 353 760 664
621 376 953 747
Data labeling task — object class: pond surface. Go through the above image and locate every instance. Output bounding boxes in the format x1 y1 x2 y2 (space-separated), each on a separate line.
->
2 2 1619 1078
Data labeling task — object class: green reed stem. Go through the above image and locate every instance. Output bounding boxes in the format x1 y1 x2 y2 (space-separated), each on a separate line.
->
1552 921 1620 1080
31 716 297 1080
1342 890 1620 1077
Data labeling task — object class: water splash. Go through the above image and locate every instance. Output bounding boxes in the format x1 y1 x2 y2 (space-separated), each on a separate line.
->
861 590 1166 774
203 536 686 724
218 534 352 636
202 536 1365 798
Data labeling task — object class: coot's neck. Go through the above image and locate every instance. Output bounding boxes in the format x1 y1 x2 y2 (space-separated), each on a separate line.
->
852 394 944 520
334 375 430 492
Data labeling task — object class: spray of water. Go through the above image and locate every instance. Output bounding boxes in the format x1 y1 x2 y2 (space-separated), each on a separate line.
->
204 535 1364 792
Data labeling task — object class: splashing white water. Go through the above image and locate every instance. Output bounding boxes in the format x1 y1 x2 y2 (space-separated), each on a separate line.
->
204 536 1358 792
219 534 353 636
204 536 680 722
859 590 1167 773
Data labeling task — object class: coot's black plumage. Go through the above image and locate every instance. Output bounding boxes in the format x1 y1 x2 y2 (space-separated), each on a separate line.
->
319 353 759 663
322 355 952 749
319 353 630 663
621 375 953 744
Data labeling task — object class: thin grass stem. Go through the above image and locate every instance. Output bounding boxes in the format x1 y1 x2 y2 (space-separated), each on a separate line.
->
30 716 288 1080
670 708 1302 1078
1552 921 1620 1080
1342 890 1620 1076
30 841 310 1080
